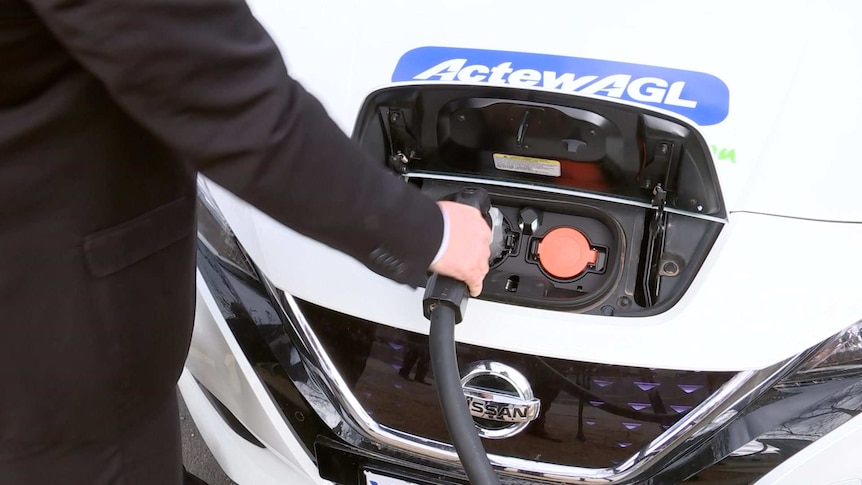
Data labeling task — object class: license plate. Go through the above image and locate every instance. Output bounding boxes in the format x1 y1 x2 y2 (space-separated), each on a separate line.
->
363 470 421 485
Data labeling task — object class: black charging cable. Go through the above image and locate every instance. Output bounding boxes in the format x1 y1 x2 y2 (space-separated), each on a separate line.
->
423 187 501 485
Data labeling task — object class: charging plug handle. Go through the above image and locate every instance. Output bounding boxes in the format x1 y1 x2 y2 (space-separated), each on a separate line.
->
422 187 492 323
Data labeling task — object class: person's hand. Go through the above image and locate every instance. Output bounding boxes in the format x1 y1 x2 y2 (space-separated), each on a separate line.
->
430 201 492 297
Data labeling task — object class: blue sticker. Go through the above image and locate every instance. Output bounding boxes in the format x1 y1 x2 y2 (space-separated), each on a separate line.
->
392 47 729 126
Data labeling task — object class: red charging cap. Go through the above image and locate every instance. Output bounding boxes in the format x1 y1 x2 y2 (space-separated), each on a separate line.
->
537 227 598 279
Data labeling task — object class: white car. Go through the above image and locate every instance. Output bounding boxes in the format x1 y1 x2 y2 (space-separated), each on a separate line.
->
179 1 862 484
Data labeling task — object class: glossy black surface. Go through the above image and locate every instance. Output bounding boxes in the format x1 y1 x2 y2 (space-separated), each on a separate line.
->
195 241 337 456
297 299 735 468
678 379 862 484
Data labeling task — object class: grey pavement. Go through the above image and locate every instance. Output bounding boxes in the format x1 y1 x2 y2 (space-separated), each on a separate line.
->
178 391 237 485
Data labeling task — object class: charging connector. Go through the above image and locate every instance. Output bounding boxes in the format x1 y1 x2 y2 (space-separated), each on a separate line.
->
423 272 470 324
423 186 501 485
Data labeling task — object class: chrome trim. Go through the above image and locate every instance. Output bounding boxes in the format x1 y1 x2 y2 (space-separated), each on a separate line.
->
405 172 728 224
269 286 814 484
462 388 540 424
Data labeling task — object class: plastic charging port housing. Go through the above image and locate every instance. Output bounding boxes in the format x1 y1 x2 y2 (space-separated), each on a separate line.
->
417 179 621 312
352 85 727 316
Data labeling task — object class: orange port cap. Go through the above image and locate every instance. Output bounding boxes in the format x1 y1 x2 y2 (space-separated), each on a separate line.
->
537 227 598 279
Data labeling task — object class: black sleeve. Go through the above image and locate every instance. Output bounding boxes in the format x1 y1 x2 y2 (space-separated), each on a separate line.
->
25 0 442 287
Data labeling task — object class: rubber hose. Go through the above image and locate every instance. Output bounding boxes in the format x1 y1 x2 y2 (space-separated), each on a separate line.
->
429 304 501 485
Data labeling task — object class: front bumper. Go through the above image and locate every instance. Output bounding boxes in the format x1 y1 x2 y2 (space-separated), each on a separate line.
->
181 238 862 485
178 369 313 485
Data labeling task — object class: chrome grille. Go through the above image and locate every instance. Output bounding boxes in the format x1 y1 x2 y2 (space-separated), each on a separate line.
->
299 299 734 468
276 291 800 484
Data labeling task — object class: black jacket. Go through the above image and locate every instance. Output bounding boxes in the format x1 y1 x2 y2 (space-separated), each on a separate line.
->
0 0 442 444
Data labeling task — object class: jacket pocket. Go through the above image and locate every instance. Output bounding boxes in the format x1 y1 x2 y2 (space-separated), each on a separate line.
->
83 196 193 278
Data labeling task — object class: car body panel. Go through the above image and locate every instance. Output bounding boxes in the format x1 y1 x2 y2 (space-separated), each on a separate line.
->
184 273 326 483
248 0 862 222
205 180 862 372
182 1 862 484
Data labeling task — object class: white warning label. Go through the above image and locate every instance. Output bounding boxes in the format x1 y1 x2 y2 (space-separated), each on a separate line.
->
493 153 561 177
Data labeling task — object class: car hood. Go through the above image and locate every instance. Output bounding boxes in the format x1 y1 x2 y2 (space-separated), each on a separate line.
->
205 0 862 374
251 0 862 223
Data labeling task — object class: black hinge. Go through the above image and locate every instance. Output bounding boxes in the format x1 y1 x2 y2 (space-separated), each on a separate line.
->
636 140 679 307
641 184 669 307
638 140 676 192
379 107 420 174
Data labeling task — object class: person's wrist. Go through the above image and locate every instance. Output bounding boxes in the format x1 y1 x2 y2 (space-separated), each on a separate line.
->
430 204 450 267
